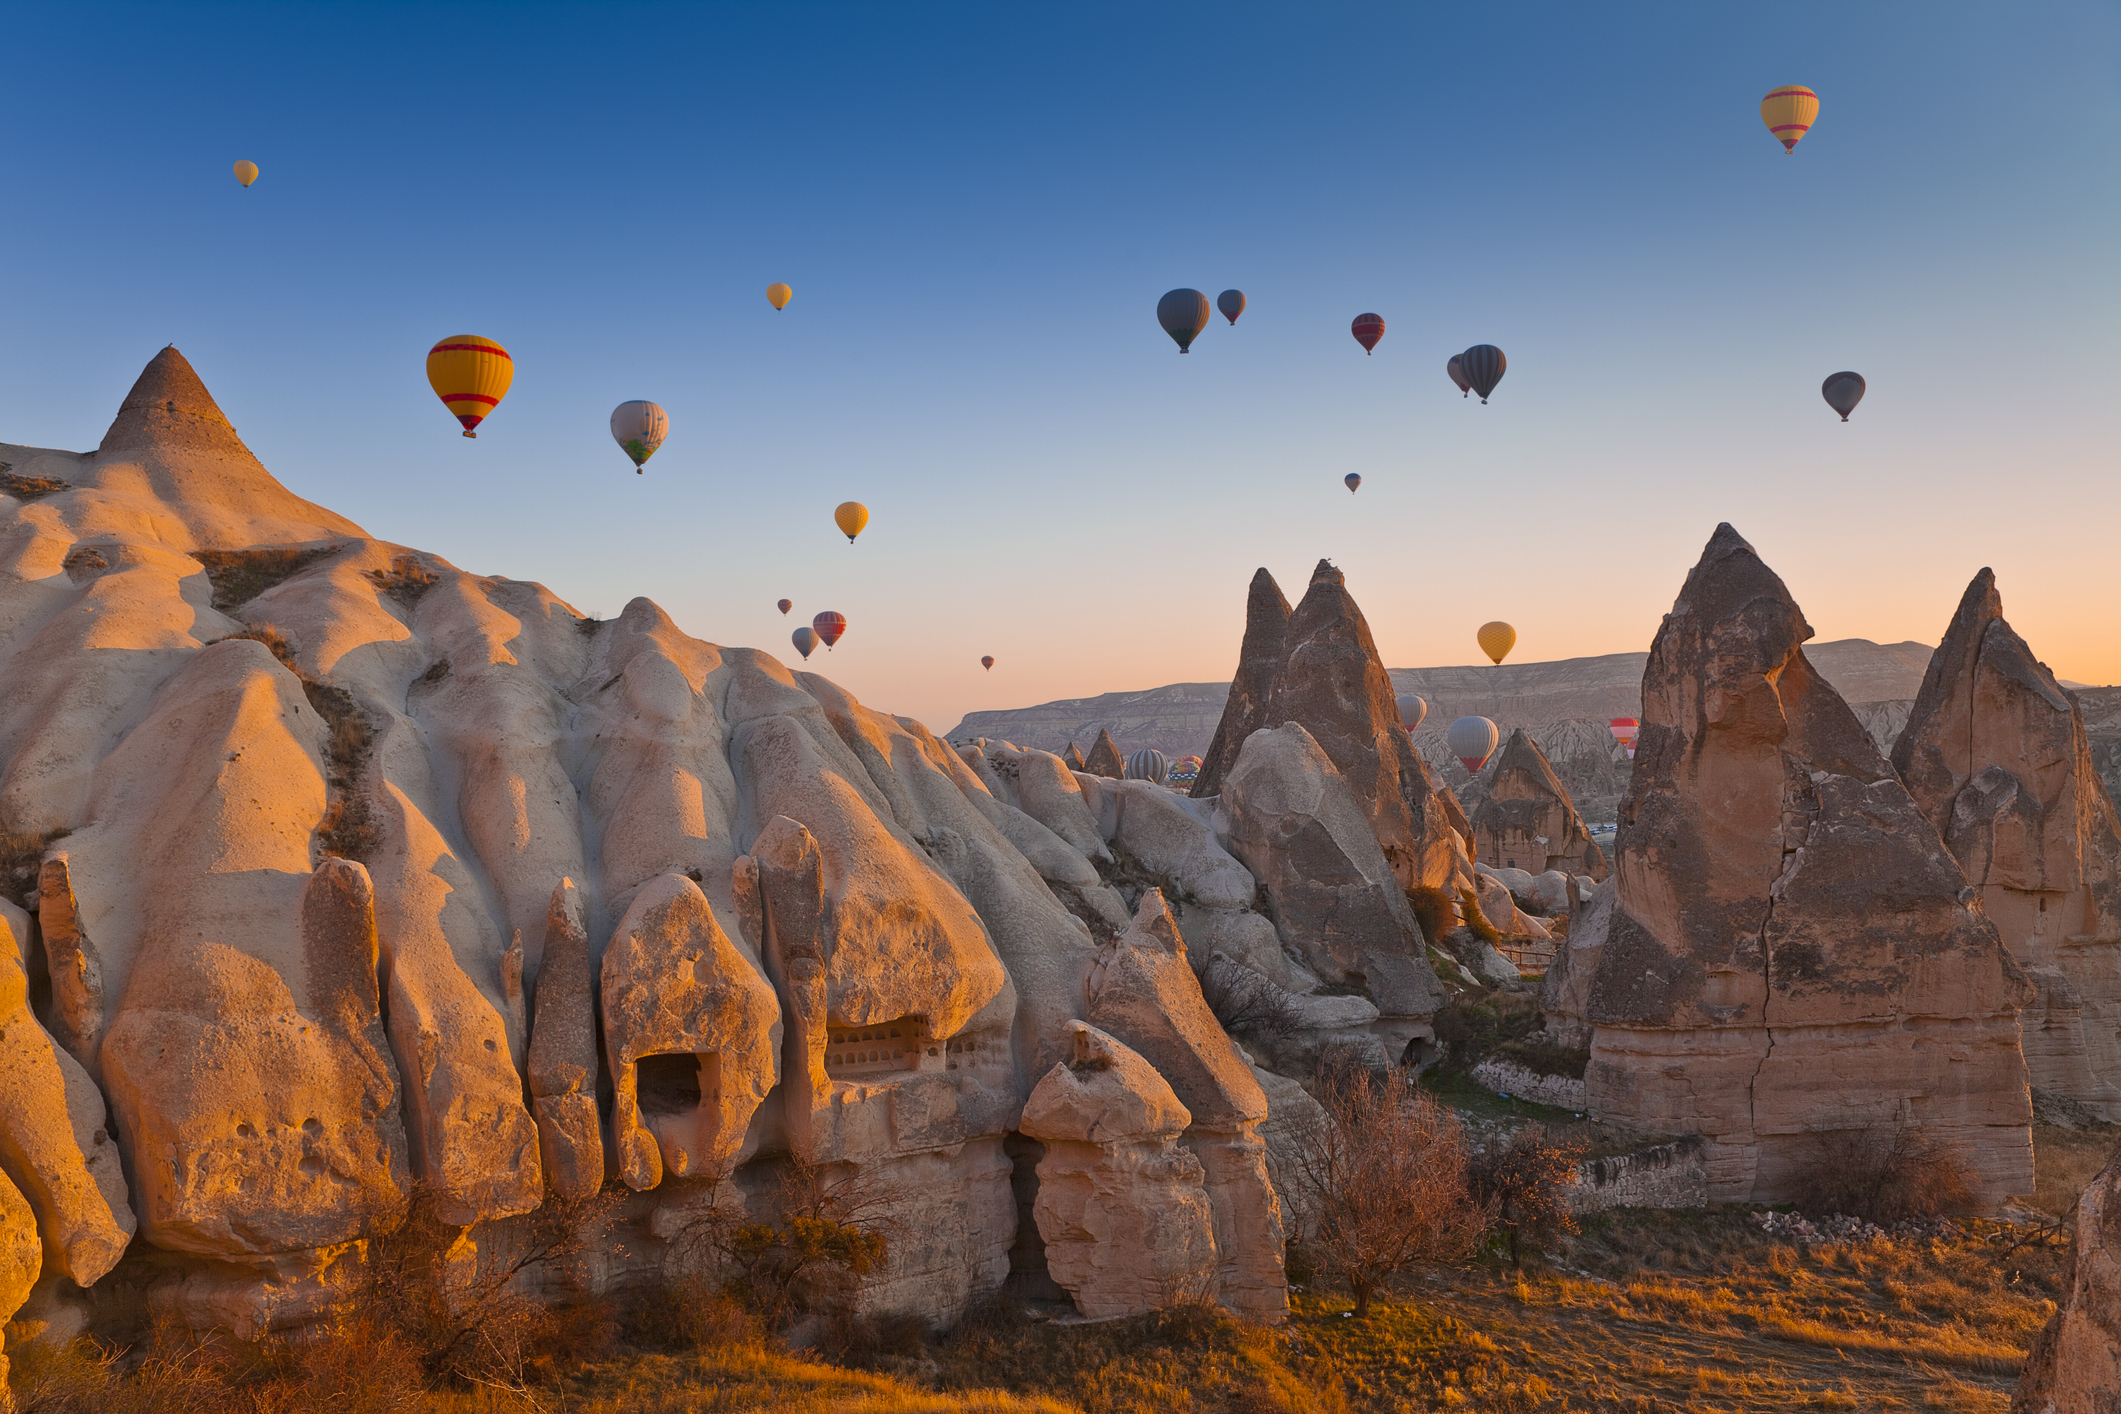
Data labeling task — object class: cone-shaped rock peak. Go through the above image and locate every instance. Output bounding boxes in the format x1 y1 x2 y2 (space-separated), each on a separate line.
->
100 345 251 458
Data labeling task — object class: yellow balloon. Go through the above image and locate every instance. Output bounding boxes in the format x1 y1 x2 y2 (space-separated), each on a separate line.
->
767 283 793 310
1476 621 1516 666
233 161 259 187
834 501 869 543
1760 85 1819 153
425 336 514 439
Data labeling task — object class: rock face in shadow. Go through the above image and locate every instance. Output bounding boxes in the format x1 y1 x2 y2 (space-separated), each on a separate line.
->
527 878 602 1200
2013 1147 2121 1413
1585 525 2034 1206
1193 569 1292 800
1891 570 2121 1121
1083 729 1126 780
1018 1022 1218 1320
1471 728 1608 880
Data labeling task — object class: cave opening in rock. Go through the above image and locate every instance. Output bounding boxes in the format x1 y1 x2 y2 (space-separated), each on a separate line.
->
636 1052 703 1115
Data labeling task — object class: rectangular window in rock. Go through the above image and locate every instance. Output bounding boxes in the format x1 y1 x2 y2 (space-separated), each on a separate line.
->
825 1017 929 1076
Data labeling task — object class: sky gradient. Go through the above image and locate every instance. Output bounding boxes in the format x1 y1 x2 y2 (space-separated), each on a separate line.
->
3 2 2115 732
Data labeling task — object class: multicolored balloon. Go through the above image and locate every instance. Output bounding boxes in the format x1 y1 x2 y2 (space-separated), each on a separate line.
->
767 283 793 310
778 599 792 615
1447 355 1470 397
1822 371 1866 421
233 161 259 188
834 501 869 543
1352 313 1385 354
425 336 513 438
1760 85 1819 153
609 401 668 473
1217 289 1246 325
1126 748 1169 784
1344 473 1361 494
1397 693 1428 732
1609 716 1640 758
813 610 847 649
981 655 995 671
1157 289 1211 353
1167 754 1203 788
791 626 819 659
1477 621 1516 666
1447 716 1500 774
1460 345 1506 403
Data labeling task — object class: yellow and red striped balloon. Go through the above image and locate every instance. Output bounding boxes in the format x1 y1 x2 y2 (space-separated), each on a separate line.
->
1760 85 1818 153
425 336 513 438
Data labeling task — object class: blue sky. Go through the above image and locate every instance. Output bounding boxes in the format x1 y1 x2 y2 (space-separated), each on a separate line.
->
3 2 2115 731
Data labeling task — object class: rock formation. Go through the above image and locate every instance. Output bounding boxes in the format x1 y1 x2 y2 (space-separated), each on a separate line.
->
1018 1022 1218 1319
1584 525 2034 1206
1083 729 1126 780
2013 1147 2121 1413
1470 728 1608 880
1061 742 1086 772
1891 570 2121 1120
1193 569 1292 799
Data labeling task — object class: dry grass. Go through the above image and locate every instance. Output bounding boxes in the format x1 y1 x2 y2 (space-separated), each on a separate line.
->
367 554 441 609
0 823 69 908
2028 1121 2120 1220
0 463 71 502
191 547 339 610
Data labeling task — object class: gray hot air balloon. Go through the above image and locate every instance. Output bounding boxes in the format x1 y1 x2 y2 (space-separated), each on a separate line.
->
791 626 819 660
1126 748 1169 784
1157 289 1211 353
1217 289 1246 325
1446 715 1500 773
1822 371 1866 421
1396 693 1428 732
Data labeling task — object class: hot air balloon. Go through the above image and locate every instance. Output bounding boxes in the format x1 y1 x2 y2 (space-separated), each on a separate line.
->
1126 748 1169 784
1344 473 1362 494
1351 313 1385 354
767 283 793 310
1167 754 1202 788
1822 371 1866 421
1460 345 1506 403
1477 621 1516 666
834 502 869 543
813 610 847 649
1609 716 1640 758
1396 693 1428 732
426 336 513 438
1760 85 1819 153
233 161 259 187
777 599 792 615
609 400 668 473
1446 355 1470 398
981 655 995 671
1217 289 1246 325
1157 289 1211 353
1447 715 1500 774
791 626 818 659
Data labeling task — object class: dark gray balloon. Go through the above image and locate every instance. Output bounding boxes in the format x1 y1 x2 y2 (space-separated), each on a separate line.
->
1822 371 1866 421
1157 289 1211 353
1217 289 1246 324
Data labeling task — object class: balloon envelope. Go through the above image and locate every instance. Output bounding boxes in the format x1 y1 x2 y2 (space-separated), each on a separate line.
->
1396 693 1428 732
233 161 259 187
1447 716 1500 773
981 656 995 670
1610 716 1640 758
425 336 513 438
1126 748 1169 784
767 283 793 309
1344 473 1361 494
1351 313 1385 354
1157 289 1211 353
609 400 668 472
777 599 792 615
1822 371 1866 421
813 611 847 648
834 501 869 542
1760 85 1819 153
1476 621 1516 666
1447 355 1470 397
1217 289 1246 325
791 627 818 659
1461 345 1506 402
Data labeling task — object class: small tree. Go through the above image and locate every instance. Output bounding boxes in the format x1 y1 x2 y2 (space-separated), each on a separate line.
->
1469 1123 1587 1266
1788 1123 1975 1224
1286 1063 1492 1316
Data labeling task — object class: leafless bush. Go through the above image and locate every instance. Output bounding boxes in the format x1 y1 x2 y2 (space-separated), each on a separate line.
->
1787 1124 1977 1225
1199 957 1304 1045
1284 1060 1493 1315
1469 1123 1589 1265
366 554 440 608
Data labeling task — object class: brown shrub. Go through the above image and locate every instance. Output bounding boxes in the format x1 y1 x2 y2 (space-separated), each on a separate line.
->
1 464 74 503
1456 888 1503 945
191 546 340 610
1787 1124 1978 1225
366 554 440 609
1469 1123 1589 1265
1284 1060 1492 1315
1405 884 1456 944
0 822 69 908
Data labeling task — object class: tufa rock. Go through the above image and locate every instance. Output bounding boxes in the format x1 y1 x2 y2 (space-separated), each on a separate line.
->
1083 729 1126 780
526 878 603 1200
1470 729 1609 880
1585 525 2034 1206
2012 1146 2121 1413
1193 569 1292 799
1891 569 2121 1121
1061 742 1086 772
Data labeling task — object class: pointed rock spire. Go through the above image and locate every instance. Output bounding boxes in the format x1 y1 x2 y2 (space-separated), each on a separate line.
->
99 346 252 459
1192 568 1291 799
1083 729 1125 780
1471 727 1606 879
